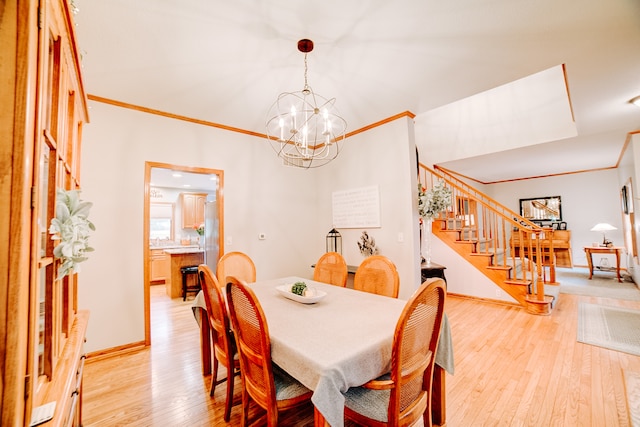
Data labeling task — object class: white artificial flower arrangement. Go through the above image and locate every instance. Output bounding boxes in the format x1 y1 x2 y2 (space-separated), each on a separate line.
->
49 188 95 279
357 230 379 257
418 180 452 219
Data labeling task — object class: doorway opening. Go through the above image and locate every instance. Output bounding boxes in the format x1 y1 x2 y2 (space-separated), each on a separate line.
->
143 161 224 345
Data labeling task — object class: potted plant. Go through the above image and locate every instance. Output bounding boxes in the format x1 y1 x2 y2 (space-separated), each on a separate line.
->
418 180 452 264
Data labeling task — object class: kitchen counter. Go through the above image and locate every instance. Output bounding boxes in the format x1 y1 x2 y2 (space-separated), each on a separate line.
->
163 247 203 255
149 244 198 250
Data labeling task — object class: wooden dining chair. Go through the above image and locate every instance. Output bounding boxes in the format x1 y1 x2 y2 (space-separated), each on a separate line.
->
198 264 240 421
216 251 257 284
313 251 348 287
343 278 446 427
353 255 400 298
225 276 313 427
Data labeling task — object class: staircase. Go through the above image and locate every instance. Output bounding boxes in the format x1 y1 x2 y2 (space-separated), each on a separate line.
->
420 164 558 314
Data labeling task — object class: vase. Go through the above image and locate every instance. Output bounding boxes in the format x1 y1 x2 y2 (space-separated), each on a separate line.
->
198 235 204 250
422 218 433 265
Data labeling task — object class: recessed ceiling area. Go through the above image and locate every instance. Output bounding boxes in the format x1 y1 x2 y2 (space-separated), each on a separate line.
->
419 64 577 166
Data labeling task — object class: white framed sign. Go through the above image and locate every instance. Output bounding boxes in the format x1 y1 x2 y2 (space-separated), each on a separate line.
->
332 185 381 228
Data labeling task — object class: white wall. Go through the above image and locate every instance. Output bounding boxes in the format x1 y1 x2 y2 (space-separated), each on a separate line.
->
80 102 317 352
80 103 421 352
618 133 640 283
317 117 422 300
486 169 624 268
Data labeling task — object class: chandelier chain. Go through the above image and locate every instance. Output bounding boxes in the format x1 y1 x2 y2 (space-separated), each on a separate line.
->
303 53 309 91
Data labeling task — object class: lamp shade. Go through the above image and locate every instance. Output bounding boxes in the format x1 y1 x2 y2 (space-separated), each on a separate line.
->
590 223 617 232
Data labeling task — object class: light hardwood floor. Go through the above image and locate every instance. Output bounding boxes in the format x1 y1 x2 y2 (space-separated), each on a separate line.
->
83 273 640 426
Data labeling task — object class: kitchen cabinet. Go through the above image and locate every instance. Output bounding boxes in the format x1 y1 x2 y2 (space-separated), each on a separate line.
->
181 192 207 229
1 0 90 425
150 249 170 282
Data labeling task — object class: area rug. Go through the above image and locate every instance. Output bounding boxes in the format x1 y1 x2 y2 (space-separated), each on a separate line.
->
578 303 640 356
558 267 640 301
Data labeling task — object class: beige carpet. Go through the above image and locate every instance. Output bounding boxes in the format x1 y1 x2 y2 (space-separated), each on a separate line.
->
578 303 640 356
558 267 640 301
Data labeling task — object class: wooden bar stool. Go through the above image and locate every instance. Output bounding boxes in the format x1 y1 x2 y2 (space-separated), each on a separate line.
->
180 265 201 301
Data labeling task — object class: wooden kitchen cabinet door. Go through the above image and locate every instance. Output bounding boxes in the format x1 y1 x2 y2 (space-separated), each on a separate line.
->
181 193 207 229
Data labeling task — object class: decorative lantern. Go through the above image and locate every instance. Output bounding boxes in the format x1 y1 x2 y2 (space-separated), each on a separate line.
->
326 228 342 254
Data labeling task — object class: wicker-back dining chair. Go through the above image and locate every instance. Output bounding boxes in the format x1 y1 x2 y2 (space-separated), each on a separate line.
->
353 255 400 298
197 264 240 421
225 276 312 426
343 278 446 426
313 252 348 287
216 251 256 284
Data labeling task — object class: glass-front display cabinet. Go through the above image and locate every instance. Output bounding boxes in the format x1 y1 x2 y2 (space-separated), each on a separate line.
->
1 0 90 425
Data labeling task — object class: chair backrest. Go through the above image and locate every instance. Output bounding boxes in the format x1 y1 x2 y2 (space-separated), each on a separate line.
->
217 251 256 284
353 255 400 298
198 264 235 365
389 278 446 425
225 276 278 417
313 252 348 287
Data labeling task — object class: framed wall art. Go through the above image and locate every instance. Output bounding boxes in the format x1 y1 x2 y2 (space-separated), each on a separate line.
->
519 196 562 221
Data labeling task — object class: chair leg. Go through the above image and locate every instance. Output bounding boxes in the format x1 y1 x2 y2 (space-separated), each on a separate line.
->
241 389 250 427
210 355 219 397
223 363 234 421
182 272 187 301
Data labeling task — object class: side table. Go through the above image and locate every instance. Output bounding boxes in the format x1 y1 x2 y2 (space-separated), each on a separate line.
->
583 246 623 282
422 261 447 284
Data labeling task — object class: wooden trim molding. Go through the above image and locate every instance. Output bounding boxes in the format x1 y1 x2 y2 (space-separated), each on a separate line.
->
87 94 415 142
85 340 147 363
436 163 621 186
87 94 267 138
446 292 521 308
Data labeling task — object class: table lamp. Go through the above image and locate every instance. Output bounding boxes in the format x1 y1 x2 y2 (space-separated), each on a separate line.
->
590 223 617 247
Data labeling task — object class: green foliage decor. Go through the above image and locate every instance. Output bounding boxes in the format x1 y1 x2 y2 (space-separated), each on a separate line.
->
418 180 452 219
49 188 96 279
291 281 308 296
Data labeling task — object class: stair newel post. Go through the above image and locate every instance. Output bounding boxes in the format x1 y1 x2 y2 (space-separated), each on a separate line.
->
547 229 558 285
534 229 544 301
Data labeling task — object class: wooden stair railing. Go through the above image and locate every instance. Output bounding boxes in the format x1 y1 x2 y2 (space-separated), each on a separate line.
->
419 164 556 314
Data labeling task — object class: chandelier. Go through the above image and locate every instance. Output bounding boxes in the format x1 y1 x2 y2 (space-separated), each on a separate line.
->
266 39 347 169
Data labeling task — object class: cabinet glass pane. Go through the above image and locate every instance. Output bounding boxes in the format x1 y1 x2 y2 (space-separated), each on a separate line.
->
39 144 50 258
38 267 46 377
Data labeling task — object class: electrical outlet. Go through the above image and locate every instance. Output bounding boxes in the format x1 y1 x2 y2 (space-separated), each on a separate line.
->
495 289 501 297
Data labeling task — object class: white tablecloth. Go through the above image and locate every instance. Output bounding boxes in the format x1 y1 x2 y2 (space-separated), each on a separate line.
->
192 276 453 427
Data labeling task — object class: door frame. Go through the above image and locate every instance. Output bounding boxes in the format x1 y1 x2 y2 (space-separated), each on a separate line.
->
143 161 224 345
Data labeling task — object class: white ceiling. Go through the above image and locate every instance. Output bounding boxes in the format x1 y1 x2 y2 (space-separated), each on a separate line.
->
74 0 640 183
150 168 218 192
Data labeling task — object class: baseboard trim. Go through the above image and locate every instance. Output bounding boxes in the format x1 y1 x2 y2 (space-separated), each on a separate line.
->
85 340 147 363
447 292 521 308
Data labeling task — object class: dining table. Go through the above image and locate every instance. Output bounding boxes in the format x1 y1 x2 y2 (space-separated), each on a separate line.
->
192 276 454 427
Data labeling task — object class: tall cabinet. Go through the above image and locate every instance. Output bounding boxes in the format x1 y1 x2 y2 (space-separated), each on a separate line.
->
1 0 89 426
